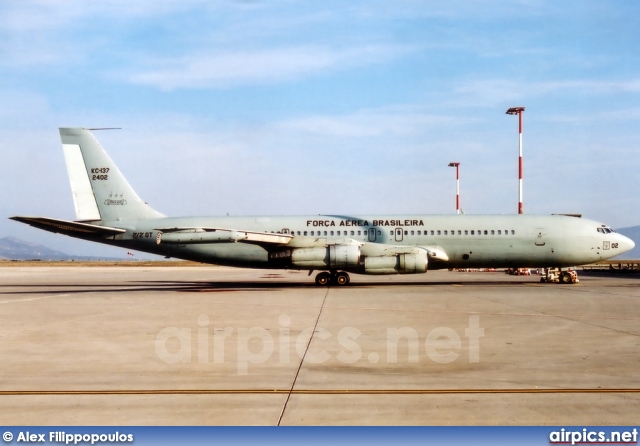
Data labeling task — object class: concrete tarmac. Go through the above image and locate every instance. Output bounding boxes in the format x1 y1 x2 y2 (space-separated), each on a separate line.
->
0 266 638 425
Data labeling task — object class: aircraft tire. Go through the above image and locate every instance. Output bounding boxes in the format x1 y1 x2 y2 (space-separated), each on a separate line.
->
315 272 331 286
335 271 350 285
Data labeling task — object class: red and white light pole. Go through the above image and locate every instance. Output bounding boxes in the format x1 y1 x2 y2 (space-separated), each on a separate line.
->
506 106 525 214
448 162 460 214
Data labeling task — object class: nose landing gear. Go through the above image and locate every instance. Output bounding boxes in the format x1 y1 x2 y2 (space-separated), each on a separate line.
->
314 270 351 286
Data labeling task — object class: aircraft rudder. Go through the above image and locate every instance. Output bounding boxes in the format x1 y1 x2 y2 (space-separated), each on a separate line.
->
59 127 164 222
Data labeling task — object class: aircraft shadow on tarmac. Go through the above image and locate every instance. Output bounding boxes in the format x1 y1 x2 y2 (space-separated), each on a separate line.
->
0 278 548 295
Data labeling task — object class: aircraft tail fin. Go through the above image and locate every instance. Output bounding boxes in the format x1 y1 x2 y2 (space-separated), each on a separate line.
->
60 128 165 222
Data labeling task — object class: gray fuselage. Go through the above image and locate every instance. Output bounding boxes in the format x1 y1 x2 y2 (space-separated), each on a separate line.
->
90 213 631 271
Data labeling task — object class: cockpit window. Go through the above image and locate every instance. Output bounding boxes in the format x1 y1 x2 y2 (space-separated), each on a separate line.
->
598 226 614 234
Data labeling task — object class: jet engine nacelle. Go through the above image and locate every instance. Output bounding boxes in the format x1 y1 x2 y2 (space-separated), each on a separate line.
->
157 230 245 244
271 244 361 269
363 251 428 275
292 244 361 268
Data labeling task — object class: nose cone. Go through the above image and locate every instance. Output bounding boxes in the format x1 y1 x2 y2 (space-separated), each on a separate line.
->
618 234 636 255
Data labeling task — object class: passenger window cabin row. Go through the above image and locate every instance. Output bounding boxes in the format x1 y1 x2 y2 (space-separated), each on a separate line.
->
281 229 517 237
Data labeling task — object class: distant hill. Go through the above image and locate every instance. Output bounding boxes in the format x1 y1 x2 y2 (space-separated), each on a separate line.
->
0 237 121 261
615 225 640 259
0 236 74 260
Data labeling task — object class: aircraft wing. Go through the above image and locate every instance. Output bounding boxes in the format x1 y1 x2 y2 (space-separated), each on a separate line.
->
154 227 293 246
10 216 126 237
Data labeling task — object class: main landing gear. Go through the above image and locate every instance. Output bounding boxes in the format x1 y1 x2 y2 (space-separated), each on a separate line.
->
314 270 351 286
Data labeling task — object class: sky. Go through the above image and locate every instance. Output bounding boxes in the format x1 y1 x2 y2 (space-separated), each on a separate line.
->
1 0 639 258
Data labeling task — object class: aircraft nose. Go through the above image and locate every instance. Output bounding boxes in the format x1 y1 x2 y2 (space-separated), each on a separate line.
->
619 234 635 254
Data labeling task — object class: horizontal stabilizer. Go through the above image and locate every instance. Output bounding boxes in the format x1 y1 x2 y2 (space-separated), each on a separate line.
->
10 216 126 237
155 227 293 245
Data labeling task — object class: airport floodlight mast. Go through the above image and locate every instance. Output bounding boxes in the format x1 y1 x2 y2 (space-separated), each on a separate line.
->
506 106 525 214
448 162 461 214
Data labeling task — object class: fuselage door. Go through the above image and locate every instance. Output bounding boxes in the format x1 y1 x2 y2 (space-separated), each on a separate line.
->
395 227 403 242
368 227 377 242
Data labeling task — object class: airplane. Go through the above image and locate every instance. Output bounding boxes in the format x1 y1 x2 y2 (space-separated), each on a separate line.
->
10 127 635 285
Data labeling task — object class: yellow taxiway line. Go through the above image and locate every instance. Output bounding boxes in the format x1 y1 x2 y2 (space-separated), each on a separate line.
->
2 388 640 395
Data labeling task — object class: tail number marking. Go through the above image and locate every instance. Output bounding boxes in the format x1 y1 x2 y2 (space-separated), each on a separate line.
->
133 232 153 239
91 167 110 181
